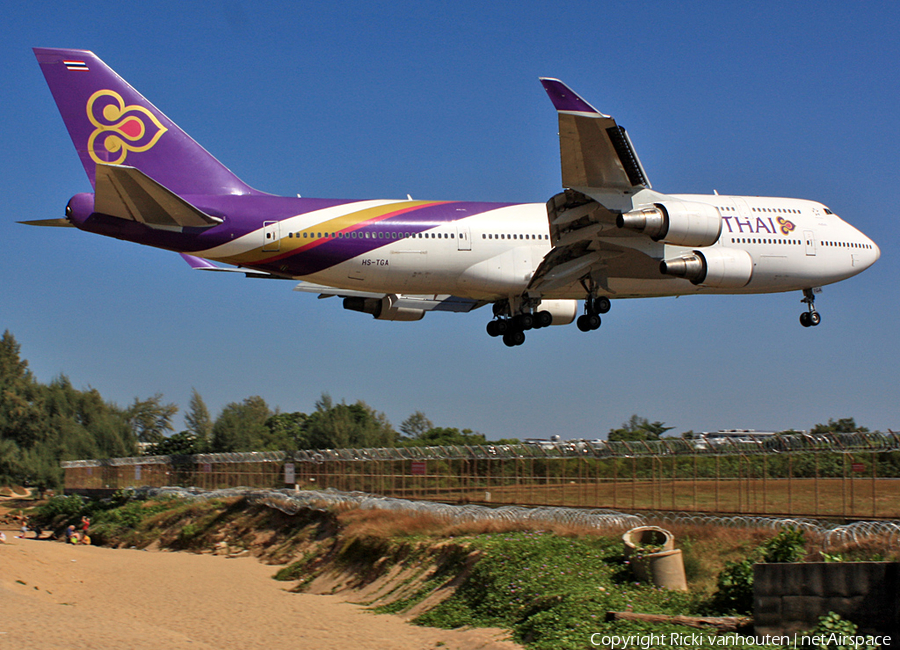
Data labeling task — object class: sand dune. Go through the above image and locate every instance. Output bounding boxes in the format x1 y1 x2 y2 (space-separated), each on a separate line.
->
0 523 520 650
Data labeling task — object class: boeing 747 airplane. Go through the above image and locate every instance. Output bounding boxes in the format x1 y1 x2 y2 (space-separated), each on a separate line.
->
28 48 879 346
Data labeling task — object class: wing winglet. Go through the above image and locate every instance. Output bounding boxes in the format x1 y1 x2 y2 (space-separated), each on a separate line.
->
539 78 608 117
540 78 651 193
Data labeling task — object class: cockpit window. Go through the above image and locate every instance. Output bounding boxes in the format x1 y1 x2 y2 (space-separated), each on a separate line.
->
824 208 834 215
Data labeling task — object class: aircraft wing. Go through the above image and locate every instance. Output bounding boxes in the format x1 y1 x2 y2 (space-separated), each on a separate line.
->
540 78 650 194
293 282 486 313
528 81 663 296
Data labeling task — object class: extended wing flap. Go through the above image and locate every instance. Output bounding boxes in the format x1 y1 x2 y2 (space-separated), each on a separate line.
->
540 78 650 193
95 164 222 230
293 282 484 313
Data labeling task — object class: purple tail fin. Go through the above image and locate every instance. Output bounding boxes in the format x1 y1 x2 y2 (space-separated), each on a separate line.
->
34 48 256 196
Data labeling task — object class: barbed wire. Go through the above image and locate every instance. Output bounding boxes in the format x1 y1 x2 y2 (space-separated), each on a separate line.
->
137 486 644 531
60 431 900 468
127 486 900 550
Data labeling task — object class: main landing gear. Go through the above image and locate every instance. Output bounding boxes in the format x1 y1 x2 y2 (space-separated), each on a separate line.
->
486 309 554 347
576 296 610 332
486 296 612 347
799 288 822 327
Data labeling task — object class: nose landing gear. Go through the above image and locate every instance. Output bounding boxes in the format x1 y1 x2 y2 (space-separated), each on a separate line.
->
799 288 822 327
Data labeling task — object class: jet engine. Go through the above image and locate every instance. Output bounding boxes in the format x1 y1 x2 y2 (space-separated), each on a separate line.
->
343 296 425 321
538 299 578 325
660 247 753 288
617 201 721 247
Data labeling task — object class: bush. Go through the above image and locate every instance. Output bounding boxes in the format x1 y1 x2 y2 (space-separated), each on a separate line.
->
710 559 754 614
761 526 806 563
36 494 86 521
799 612 881 650
708 526 808 615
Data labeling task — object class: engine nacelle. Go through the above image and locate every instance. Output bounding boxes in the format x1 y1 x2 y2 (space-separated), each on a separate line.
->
617 201 722 247
660 247 753 288
538 299 578 325
343 296 425 321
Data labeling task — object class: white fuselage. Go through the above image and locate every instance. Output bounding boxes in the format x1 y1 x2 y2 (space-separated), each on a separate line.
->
199 193 878 302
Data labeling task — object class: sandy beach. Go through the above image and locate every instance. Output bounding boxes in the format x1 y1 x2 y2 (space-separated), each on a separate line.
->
0 516 520 650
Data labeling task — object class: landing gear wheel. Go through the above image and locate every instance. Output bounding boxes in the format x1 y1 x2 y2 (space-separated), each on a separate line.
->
535 310 553 328
495 319 509 335
513 313 534 331
576 314 592 332
587 314 601 330
592 297 611 314
799 288 821 328
486 321 500 337
503 330 525 347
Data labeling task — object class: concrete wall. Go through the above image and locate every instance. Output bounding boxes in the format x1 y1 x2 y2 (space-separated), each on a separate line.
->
754 562 900 637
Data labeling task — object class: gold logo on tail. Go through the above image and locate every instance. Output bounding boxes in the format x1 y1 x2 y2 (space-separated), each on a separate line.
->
86 90 167 165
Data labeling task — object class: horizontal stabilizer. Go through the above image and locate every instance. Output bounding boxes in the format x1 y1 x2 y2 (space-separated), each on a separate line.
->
179 253 274 278
95 164 222 231
18 218 74 227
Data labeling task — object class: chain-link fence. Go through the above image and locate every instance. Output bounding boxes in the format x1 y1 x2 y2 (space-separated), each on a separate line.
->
62 432 900 519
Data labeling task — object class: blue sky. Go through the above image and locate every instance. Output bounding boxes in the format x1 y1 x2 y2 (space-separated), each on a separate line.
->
2 1 898 440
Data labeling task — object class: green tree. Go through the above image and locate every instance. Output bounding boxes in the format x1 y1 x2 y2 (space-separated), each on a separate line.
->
146 430 201 456
400 411 434 440
608 415 674 441
305 393 396 449
127 394 178 444
641 420 675 439
184 388 213 452
264 412 309 451
0 331 139 488
0 438 22 485
811 417 868 434
400 426 489 447
0 330 45 449
211 396 273 452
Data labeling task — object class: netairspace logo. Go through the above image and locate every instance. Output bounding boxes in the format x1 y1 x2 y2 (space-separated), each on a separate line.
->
588 632 890 648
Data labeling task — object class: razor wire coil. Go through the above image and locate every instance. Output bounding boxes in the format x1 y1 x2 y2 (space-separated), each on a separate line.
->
126 486 900 550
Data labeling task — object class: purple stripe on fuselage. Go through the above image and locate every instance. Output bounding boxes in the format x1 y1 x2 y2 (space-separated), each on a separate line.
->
254 200 516 276
69 192 520 276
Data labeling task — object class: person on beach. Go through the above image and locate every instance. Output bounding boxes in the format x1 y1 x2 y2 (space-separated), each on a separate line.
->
66 525 78 544
81 516 90 539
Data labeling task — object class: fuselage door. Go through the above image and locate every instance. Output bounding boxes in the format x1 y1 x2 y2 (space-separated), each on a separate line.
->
456 223 472 251
262 221 280 252
804 230 817 256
